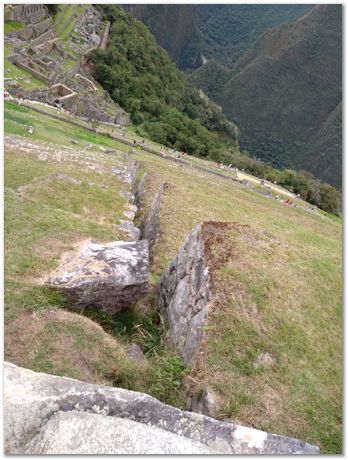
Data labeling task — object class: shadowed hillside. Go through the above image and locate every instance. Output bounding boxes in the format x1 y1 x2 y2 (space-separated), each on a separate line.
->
124 4 313 70
192 5 342 187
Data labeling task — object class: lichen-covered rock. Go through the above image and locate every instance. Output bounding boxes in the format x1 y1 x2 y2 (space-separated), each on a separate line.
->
45 239 149 313
24 411 216 455
4 362 320 454
156 223 212 363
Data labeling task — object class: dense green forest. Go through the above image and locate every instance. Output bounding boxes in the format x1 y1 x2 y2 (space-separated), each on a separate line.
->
196 4 313 67
92 5 238 160
190 5 342 188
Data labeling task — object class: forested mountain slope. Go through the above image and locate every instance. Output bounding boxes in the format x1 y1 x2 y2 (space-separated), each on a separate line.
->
124 4 313 71
190 5 342 187
196 4 314 68
92 5 238 160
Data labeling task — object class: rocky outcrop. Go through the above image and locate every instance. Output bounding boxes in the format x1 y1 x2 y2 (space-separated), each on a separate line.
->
4 362 319 454
45 239 149 313
157 223 212 364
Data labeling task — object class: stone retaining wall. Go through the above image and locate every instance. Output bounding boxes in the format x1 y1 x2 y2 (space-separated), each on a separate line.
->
31 29 54 48
6 4 47 24
141 183 170 262
157 223 212 364
100 21 111 50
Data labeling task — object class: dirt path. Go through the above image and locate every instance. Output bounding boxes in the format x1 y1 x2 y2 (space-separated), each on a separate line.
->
237 171 296 198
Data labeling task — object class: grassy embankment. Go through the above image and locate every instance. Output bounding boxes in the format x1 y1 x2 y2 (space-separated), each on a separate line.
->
4 101 342 452
134 143 342 454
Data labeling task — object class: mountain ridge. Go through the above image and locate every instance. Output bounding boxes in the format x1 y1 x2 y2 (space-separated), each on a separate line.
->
190 4 342 187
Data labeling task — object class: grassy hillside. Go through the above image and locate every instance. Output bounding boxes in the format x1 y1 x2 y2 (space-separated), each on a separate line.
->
211 5 342 187
4 95 341 452
92 5 238 161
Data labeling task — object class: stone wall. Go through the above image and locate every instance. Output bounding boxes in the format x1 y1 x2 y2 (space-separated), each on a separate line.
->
14 59 50 84
6 4 47 24
140 183 170 262
156 223 212 364
74 73 97 91
32 17 52 36
31 29 54 48
100 21 111 50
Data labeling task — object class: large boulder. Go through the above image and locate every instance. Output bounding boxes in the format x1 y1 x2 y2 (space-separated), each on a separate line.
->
4 362 319 454
46 239 149 313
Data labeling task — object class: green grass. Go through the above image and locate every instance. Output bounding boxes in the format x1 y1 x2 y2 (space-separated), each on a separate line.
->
4 96 342 452
4 20 24 34
53 4 89 41
131 149 341 453
4 101 130 152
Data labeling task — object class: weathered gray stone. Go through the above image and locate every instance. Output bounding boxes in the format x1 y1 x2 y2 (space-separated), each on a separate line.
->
45 239 149 313
120 189 135 203
123 158 139 186
4 362 320 455
141 183 169 262
189 389 219 418
24 411 216 455
119 220 140 240
157 223 212 364
127 343 148 365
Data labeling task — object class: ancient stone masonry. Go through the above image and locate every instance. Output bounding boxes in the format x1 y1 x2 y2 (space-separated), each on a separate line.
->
100 21 111 50
7 53 59 86
50 83 77 103
30 29 55 48
74 73 98 91
4 362 320 454
157 223 212 364
5 4 47 24
123 157 139 186
45 240 149 314
140 183 171 262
